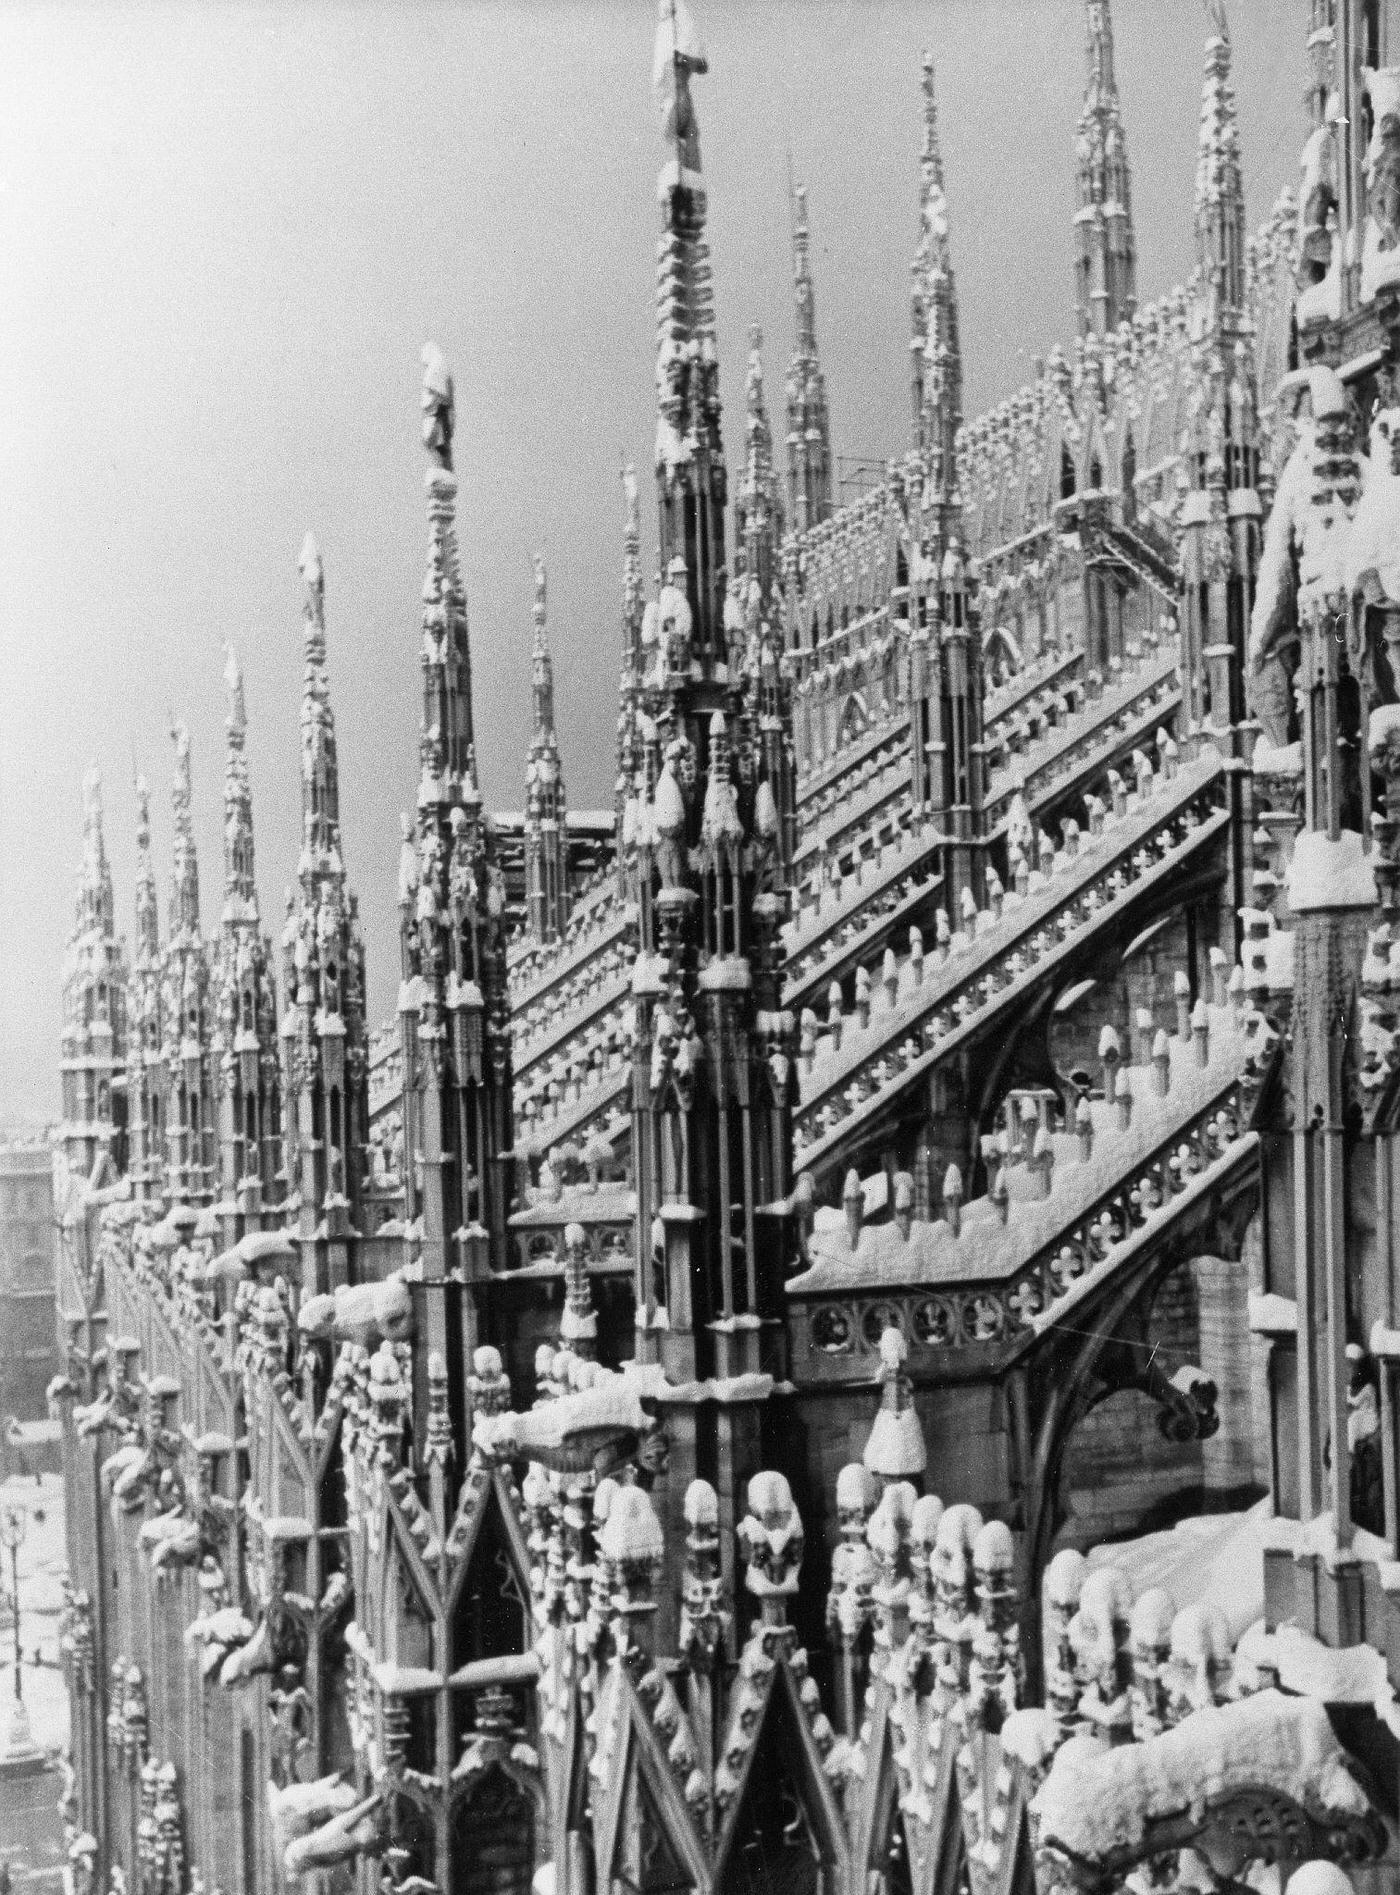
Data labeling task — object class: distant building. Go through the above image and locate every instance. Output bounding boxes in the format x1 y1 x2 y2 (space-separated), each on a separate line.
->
0 1138 56 1422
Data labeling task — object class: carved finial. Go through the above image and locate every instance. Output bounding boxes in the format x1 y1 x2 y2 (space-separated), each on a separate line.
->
560 1223 597 1359
864 1327 927 1482
739 1470 803 1624
424 1351 452 1468
467 1344 511 1419
597 1486 664 1666
678 1478 727 1669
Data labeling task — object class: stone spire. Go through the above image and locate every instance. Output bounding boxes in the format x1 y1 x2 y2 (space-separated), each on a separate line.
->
906 54 984 914
653 0 727 662
297 534 342 873
213 646 282 1231
615 465 645 881
734 324 783 608
1075 0 1137 338
134 778 159 967
785 181 831 534
162 726 215 1206
1178 13 1258 771
397 342 513 1391
630 0 797 1641
911 54 962 479
126 777 164 1199
524 555 569 943
281 536 369 1289
168 723 200 941
59 769 128 1185
417 342 478 790
1195 4 1244 328
221 647 256 917
529 556 556 742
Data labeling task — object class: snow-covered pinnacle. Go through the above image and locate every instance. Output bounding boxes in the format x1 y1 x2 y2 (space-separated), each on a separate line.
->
1195 6 1244 318
791 182 817 358
417 341 476 790
621 464 642 668
914 55 953 289
736 324 781 595
222 644 257 915
1075 0 1137 338
786 180 832 531
134 775 159 962
168 722 200 940
531 554 554 737
911 53 961 470
297 535 342 880
525 551 566 848
651 0 727 663
1084 0 1117 105
76 765 115 943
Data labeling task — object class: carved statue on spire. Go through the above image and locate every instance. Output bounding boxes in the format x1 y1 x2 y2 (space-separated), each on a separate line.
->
298 530 323 605
654 0 707 176
421 343 454 472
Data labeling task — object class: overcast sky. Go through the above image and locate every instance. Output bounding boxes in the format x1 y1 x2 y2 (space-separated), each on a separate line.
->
0 1 1299 1128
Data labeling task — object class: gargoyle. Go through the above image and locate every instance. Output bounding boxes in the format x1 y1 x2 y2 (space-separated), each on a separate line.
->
217 1615 276 1687
267 1773 361 1861
283 1793 384 1879
138 1511 201 1571
184 1605 255 1681
298 1274 414 1348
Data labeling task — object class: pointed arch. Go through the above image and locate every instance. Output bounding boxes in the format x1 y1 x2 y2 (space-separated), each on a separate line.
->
594 1682 708 1895
444 1472 532 1670
711 1665 849 1894
837 693 870 747
982 625 1022 686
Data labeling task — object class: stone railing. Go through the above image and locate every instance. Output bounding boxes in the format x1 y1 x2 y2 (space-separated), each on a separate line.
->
791 750 1231 1172
983 641 1082 728
507 885 627 1014
786 819 941 1000
789 991 1257 1367
513 1058 632 1160
513 941 632 1079
984 642 1180 830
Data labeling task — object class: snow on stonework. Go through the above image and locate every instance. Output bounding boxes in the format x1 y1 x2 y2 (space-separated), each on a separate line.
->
55 6 1400 1893
1248 413 1314 675
1285 829 1378 913
1033 1690 1372 1861
1361 68 1400 304
1346 403 1400 602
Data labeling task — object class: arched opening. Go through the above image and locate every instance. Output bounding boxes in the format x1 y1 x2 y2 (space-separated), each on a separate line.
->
721 1684 842 1895
837 694 869 747
452 1767 536 1895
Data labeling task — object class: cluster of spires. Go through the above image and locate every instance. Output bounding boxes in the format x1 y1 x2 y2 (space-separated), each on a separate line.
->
62 530 367 1268
51 11 1362 1895
58 0 1169 1232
